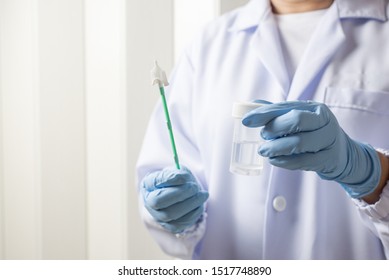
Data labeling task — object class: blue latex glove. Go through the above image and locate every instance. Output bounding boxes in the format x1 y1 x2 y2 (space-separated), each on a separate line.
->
242 101 381 198
141 166 209 233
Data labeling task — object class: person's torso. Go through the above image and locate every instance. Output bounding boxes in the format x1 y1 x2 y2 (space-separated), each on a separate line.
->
188 0 389 259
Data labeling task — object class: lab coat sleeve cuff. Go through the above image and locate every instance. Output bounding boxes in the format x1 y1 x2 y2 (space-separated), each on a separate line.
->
140 204 207 259
353 148 389 220
353 182 389 220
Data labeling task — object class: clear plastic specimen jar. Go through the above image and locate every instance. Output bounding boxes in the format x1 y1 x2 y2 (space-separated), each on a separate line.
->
230 102 264 176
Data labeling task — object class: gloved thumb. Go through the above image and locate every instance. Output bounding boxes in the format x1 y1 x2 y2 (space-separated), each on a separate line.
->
141 166 195 192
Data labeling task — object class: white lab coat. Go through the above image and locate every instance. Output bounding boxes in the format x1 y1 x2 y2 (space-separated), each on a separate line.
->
136 0 389 259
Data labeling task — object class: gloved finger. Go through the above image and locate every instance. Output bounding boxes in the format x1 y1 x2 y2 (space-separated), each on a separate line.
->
145 191 209 222
267 149 337 174
252 99 273 105
143 182 200 209
159 206 205 234
261 105 331 140
141 166 195 191
259 122 337 158
242 101 320 128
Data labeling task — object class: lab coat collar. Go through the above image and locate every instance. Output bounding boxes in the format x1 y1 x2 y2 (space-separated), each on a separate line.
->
337 0 387 21
229 0 387 32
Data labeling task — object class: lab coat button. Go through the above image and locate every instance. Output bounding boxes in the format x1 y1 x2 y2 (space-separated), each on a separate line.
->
273 196 287 212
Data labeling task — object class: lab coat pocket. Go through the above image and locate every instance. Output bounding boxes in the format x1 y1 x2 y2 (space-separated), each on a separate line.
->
324 87 389 149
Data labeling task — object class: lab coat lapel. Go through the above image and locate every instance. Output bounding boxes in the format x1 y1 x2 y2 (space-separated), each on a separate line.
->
287 3 345 101
251 9 290 98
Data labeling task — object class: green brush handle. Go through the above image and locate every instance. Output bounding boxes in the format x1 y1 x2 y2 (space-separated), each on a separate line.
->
159 86 180 169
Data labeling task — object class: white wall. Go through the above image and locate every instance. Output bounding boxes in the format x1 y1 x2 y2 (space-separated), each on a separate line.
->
0 0 90 259
85 0 131 260
0 0 42 259
0 0 248 260
39 0 87 260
